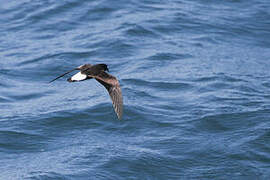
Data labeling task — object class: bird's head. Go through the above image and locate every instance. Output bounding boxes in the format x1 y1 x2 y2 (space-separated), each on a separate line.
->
99 64 109 72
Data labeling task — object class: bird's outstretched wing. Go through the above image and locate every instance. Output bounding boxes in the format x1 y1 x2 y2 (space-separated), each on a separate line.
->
49 68 78 83
93 72 123 120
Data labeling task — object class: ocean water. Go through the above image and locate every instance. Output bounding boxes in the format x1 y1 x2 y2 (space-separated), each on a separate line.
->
1 0 270 179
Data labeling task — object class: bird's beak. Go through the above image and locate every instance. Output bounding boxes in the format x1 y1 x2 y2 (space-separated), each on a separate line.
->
49 68 79 83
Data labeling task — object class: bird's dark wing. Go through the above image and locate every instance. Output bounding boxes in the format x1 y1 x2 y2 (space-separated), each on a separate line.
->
94 72 123 120
49 68 78 83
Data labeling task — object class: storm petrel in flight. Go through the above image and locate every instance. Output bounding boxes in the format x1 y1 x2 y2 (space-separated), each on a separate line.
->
50 64 123 120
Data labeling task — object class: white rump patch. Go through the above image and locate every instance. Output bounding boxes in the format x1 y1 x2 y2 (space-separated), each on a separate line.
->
71 72 87 81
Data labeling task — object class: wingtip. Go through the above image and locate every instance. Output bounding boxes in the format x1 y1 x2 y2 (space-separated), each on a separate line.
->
116 111 123 120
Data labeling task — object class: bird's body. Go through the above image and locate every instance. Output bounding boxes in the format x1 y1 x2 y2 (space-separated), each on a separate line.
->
50 64 123 120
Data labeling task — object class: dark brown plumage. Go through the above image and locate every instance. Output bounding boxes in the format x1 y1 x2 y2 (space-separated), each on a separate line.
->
50 64 123 120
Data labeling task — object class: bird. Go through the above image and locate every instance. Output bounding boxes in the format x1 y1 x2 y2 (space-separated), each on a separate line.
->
49 64 123 120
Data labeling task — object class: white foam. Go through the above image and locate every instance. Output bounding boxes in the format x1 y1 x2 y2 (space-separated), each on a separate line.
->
71 72 87 81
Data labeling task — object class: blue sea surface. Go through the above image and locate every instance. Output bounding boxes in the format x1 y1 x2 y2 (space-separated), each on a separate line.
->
1 0 270 179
